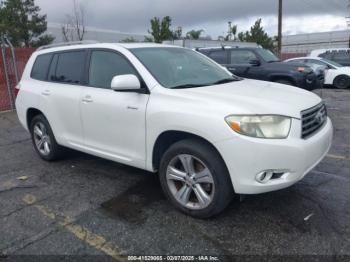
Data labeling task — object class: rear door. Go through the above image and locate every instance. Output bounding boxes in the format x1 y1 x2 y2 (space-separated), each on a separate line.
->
40 50 86 146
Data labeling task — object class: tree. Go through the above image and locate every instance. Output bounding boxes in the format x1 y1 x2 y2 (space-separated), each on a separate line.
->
119 37 138 43
172 26 182 40
148 16 173 43
61 0 86 42
238 19 275 51
225 24 237 41
0 0 54 47
143 36 154 42
186 29 203 40
31 34 55 47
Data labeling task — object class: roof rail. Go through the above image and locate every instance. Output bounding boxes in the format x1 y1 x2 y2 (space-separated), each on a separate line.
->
37 40 99 51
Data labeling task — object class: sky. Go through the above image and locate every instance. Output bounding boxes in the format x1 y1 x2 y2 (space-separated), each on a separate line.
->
36 0 350 38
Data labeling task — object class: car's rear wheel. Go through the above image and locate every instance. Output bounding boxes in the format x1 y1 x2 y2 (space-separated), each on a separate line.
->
30 114 64 161
159 139 234 218
333 75 350 89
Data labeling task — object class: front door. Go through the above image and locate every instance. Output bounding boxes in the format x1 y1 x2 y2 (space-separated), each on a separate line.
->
80 49 149 169
228 49 262 79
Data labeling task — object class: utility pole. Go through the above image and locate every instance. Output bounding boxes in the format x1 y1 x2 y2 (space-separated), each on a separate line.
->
347 0 350 47
277 0 283 57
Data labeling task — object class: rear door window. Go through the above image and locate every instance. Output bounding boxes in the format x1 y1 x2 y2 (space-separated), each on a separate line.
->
51 51 86 84
31 54 53 81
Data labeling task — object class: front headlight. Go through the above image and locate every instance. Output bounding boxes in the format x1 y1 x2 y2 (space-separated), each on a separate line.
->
225 115 291 139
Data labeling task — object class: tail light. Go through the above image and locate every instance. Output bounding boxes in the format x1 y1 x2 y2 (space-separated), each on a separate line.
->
14 83 21 98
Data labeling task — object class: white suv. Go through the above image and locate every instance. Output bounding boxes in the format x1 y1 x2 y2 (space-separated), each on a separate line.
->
16 42 333 218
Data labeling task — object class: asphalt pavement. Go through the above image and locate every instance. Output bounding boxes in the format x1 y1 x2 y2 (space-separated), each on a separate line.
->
0 89 349 262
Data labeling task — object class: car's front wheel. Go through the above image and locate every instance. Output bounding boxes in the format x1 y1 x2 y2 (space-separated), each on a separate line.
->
30 114 64 161
159 139 234 218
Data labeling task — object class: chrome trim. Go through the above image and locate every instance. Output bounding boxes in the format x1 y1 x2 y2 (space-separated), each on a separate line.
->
301 102 327 139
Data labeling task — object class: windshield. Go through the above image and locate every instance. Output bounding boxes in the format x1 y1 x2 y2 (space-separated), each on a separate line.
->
130 47 239 89
255 48 279 63
322 58 343 68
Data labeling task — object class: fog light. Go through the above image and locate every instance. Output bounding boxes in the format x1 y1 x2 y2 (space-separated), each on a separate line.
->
255 170 288 184
256 171 273 184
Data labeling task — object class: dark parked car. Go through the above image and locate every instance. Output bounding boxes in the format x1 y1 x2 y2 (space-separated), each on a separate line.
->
196 47 322 90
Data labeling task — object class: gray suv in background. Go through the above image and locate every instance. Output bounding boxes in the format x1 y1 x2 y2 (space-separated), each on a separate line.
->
197 47 322 90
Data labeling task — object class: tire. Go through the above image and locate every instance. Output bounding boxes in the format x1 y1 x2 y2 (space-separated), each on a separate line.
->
159 139 234 218
274 79 294 86
29 114 64 161
333 75 350 89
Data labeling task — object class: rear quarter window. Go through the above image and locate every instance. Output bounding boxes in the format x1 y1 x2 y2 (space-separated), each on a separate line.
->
50 51 86 84
31 53 53 81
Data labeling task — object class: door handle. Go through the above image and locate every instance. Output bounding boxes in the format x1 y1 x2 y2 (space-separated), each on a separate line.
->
41 90 51 96
228 67 236 71
82 95 93 103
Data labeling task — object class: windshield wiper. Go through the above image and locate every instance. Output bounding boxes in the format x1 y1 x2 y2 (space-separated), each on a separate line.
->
210 78 238 85
170 77 239 89
170 84 207 89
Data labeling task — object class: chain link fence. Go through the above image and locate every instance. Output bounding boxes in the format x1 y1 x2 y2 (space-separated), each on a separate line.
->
0 37 34 112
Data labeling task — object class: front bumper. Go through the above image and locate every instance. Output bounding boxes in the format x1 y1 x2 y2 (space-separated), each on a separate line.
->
214 117 333 194
295 72 323 90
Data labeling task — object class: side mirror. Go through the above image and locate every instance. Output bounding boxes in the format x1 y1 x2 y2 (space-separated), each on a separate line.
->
249 59 261 66
111 74 141 91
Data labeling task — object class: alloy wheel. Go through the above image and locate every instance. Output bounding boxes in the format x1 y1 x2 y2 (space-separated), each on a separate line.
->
33 122 52 156
166 154 215 210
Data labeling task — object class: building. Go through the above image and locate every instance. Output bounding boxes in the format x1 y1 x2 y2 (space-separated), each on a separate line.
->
162 39 258 49
282 29 350 54
46 23 147 43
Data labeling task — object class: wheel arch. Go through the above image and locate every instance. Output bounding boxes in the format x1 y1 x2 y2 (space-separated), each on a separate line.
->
333 74 350 87
151 130 228 173
26 108 45 130
26 108 58 138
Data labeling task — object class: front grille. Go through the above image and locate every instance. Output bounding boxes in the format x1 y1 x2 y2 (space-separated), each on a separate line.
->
301 102 327 139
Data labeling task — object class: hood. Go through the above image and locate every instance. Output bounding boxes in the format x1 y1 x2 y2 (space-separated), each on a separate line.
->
336 66 350 74
265 61 307 69
170 79 322 119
